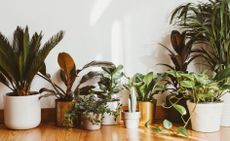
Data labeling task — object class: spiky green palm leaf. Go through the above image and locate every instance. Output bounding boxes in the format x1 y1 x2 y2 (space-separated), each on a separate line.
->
0 26 64 95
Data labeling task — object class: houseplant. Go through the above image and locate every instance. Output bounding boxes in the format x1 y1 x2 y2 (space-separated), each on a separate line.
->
162 70 230 133
68 94 110 130
0 26 64 129
122 87 140 129
96 64 125 125
39 52 115 127
159 30 199 123
131 72 163 125
170 0 230 126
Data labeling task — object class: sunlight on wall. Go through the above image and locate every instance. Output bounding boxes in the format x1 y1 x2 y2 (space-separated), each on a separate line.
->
90 0 113 26
111 21 123 65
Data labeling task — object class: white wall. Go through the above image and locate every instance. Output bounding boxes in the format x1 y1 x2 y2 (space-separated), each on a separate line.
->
0 0 199 109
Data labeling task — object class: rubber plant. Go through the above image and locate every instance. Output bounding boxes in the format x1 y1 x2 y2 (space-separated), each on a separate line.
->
0 26 64 96
39 52 116 101
159 30 198 72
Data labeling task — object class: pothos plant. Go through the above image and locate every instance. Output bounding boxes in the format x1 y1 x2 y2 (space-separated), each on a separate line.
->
0 26 64 96
39 52 115 101
147 70 230 137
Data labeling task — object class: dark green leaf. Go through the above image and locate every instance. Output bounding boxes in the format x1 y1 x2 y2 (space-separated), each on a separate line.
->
177 127 189 137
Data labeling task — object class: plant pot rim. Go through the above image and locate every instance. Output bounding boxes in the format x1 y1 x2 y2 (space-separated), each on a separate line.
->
55 99 74 102
122 111 140 114
5 92 40 97
187 100 223 105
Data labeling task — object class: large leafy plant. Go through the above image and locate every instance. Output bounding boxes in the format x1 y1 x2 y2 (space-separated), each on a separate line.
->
40 52 115 101
130 72 164 102
0 26 64 96
170 0 230 72
159 30 198 72
152 70 230 137
95 64 126 101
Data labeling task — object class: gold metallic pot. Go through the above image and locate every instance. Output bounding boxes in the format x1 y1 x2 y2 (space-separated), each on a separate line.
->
55 100 74 127
138 101 155 125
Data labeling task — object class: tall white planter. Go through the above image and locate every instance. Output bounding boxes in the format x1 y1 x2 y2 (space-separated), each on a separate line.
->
4 94 41 129
221 93 230 126
102 101 119 125
187 101 223 132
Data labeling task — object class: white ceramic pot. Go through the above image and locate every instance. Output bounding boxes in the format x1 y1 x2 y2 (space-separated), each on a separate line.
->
122 112 140 129
82 113 102 130
221 93 230 126
4 94 41 129
102 101 120 125
187 100 223 132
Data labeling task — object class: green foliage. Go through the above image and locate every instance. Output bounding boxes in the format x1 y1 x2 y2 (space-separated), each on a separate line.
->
159 30 199 72
68 95 111 125
163 119 172 129
40 58 115 101
170 0 230 72
164 70 228 103
130 72 164 101
94 64 126 101
0 26 64 96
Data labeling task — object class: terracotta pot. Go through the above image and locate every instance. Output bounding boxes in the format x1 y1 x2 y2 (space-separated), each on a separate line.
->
166 95 190 124
55 100 74 127
138 101 155 125
82 113 102 130
4 93 41 129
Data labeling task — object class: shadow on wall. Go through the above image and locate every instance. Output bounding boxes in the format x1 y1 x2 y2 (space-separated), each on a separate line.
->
0 0 187 109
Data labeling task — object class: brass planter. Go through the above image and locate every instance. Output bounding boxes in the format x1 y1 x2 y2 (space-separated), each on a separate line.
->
138 101 155 125
55 100 74 127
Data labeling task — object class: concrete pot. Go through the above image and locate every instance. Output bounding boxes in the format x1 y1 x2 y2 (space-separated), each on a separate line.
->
187 100 223 132
4 94 41 129
221 93 230 126
102 101 120 125
122 111 140 129
82 113 102 130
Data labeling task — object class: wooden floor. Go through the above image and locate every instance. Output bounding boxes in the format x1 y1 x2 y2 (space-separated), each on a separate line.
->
0 122 229 141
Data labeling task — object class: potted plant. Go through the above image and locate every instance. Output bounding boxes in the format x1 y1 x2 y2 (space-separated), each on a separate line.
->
69 94 110 130
122 87 140 129
95 64 125 125
130 72 163 125
170 0 230 126
159 30 199 123
0 26 64 129
40 52 115 127
163 70 230 133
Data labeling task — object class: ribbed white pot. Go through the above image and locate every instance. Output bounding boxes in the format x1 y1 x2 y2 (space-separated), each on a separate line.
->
4 94 41 129
82 113 102 130
102 101 119 125
221 93 230 126
122 112 140 129
187 101 223 132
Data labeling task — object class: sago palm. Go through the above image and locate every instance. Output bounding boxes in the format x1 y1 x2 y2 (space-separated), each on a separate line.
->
0 26 64 96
